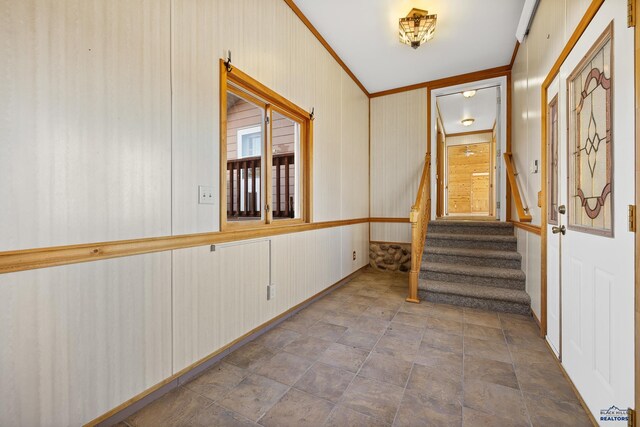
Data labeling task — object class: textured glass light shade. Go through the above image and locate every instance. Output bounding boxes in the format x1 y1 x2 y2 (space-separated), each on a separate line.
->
399 8 437 49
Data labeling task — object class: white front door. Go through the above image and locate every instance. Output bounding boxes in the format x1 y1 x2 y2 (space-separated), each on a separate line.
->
554 1 635 423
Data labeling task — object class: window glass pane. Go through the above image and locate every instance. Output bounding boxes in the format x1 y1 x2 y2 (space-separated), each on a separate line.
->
548 97 559 225
567 30 612 235
226 91 264 221
272 110 300 219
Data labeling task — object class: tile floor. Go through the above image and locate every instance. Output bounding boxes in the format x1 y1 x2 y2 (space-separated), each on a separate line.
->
120 268 592 427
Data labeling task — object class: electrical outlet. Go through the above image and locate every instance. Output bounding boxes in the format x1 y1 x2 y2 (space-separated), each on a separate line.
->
352 251 356 261
198 186 215 205
267 284 275 300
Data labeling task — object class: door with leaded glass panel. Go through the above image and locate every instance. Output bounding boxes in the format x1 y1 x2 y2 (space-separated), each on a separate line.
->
556 2 634 422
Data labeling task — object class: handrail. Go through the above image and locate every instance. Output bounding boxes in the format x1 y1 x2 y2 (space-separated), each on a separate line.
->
408 153 431 303
503 152 532 223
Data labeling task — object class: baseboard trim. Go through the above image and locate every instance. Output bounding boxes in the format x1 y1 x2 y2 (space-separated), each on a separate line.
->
531 310 541 328
86 265 369 427
542 340 598 427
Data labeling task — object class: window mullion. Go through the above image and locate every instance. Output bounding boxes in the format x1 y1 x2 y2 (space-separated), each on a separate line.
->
265 105 273 224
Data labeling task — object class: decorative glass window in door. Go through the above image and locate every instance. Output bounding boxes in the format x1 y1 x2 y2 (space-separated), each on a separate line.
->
548 95 559 225
567 23 613 237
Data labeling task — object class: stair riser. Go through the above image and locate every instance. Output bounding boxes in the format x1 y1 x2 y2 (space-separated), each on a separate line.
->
424 253 521 269
420 270 525 290
428 224 514 236
420 291 531 316
426 238 517 251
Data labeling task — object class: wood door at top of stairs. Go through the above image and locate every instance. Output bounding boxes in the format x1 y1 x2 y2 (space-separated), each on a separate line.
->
447 143 490 214
554 2 634 421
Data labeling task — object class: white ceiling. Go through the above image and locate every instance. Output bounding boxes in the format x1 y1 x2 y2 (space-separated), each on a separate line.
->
437 86 497 135
294 0 525 94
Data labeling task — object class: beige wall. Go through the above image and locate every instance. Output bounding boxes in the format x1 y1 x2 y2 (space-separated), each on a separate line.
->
370 89 428 243
510 0 592 318
0 0 369 425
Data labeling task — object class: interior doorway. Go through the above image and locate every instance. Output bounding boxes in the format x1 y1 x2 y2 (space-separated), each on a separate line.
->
435 85 502 219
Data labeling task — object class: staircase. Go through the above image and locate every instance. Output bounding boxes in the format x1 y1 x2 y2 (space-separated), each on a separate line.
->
418 220 531 315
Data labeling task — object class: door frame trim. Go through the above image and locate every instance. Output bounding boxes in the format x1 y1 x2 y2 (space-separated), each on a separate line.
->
539 0 605 340
429 71 511 220
634 0 640 421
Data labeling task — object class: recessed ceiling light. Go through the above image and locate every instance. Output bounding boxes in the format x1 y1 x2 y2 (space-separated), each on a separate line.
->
462 90 477 98
461 118 475 127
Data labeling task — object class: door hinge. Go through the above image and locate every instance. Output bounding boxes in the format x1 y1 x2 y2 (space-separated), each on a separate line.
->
628 407 635 427
629 0 636 27
629 205 636 232
265 115 270 124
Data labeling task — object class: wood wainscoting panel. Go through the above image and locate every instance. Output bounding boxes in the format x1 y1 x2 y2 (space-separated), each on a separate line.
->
340 222 371 278
0 252 172 427
172 223 368 372
370 223 412 244
172 240 271 371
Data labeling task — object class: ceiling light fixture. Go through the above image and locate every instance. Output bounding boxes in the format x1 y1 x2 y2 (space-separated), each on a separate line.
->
461 118 475 127
399 8 437 49
462 90 477 98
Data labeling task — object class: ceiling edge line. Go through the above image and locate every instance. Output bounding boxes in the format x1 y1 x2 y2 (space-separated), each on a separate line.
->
509 41 521 69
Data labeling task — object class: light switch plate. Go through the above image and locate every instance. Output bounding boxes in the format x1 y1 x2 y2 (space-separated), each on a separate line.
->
530 160 539 174
198 186 215 204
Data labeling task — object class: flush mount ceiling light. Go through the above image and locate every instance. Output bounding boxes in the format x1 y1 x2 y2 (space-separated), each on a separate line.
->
461 118 475 127
399 8 437 49
462 90 477 98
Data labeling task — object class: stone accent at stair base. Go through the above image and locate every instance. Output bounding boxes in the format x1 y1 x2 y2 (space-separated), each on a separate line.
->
369 243 411 272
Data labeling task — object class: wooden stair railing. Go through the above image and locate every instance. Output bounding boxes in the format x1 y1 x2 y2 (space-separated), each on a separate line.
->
503 152 532 223
408 153 431 303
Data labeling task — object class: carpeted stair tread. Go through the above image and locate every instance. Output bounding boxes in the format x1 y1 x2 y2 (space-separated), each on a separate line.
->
424 246 522 261
419 279 531 305
419 220 530 314
428 220 514 235
427 233 517 243
421 261 525 280
429 220 513 228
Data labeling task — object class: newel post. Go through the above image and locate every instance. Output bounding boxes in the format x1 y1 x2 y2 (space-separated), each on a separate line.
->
407 208 421 303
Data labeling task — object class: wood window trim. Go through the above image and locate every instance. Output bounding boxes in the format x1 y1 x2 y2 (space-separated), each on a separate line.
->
220 60 312 231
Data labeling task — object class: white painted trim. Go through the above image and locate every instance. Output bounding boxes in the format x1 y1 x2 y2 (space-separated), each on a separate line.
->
430 77 508 221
